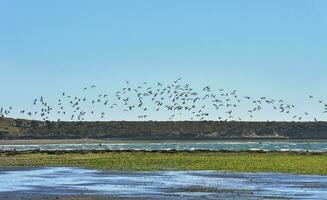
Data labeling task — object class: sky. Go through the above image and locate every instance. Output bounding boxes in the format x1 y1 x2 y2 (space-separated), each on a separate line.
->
1 0 327 121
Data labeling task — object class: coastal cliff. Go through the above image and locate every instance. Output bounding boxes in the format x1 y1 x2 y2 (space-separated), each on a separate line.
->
1 118 327 140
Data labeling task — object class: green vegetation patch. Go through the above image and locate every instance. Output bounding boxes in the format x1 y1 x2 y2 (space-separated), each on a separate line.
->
0 151 326 175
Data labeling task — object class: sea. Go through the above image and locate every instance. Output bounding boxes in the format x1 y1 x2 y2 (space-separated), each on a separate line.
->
1 141 327 152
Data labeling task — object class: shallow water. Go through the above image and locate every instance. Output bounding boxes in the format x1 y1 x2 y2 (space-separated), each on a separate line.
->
0 167 326 199
1 141 327 152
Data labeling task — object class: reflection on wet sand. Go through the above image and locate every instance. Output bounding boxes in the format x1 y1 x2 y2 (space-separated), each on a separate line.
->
0 167 326 200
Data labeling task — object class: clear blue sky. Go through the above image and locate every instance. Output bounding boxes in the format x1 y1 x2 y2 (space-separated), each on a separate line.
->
1 0 327 121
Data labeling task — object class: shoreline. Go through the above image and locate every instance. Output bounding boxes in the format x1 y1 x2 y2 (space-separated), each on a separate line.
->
1 139 327 145
1 149 327 156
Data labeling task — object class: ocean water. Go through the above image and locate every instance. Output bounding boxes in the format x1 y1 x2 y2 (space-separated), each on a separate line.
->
0 167 326 199
1 141 327 152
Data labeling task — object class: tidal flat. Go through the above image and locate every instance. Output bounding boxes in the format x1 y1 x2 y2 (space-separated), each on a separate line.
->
0 167 327 200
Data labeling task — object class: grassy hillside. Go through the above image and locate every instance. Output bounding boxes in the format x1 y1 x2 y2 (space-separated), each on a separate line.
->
1 117 327 140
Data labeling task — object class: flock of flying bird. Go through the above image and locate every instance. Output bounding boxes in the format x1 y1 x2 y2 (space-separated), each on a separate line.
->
1 78 327 122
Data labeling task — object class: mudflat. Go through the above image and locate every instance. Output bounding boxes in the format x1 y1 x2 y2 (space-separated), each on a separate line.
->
1 167 327 200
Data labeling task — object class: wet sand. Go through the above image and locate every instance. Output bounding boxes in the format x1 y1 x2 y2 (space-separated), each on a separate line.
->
0 167 326 200
0 193 132 200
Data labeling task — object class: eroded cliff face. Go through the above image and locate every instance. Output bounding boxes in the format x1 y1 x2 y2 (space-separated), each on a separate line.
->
1 117 327 140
